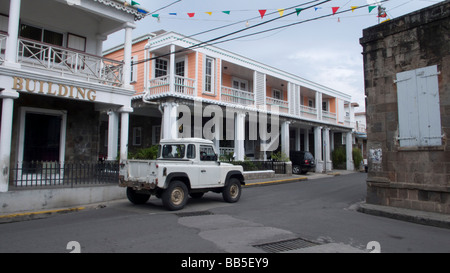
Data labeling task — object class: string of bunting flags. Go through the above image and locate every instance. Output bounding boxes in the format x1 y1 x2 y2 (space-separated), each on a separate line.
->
122 1 388 22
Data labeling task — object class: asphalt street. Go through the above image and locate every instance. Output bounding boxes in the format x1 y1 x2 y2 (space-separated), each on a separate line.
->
0 172 449 254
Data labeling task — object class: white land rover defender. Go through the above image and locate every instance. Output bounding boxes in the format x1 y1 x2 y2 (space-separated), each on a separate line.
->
119 138 245 210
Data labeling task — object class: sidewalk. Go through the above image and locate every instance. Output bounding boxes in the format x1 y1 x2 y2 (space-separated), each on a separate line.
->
244 169 357 187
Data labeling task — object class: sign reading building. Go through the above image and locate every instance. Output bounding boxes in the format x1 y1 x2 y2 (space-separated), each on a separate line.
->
12 76 97 102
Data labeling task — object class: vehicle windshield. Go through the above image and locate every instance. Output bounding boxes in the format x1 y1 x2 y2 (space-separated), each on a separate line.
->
161 144 185 159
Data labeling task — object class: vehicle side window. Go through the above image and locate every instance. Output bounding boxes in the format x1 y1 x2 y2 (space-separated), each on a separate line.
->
187 144 196 159
200 145 216 161
162 144 185 158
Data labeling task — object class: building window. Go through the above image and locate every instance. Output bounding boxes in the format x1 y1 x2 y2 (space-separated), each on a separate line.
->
176 60 185 77
396 65 442 147
152 125 161 145
232 77 249 91
133 127 142 146
308 99 314 108
67 33 86 52
130 56 138 83
20 24 63 46
322 101 328 111
204 57 215 93
155 58 168 78
272 89 282 100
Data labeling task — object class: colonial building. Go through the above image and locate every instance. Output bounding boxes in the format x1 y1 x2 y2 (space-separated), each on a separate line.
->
360 1 450 214
0 0 147 192
104 30 356 172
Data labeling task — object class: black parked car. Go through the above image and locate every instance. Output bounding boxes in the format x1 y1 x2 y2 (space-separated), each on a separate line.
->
290 151 316 174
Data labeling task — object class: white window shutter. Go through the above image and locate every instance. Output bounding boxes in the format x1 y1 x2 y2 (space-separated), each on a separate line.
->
416 65 442 146
396 69 420 147
396 65 441 147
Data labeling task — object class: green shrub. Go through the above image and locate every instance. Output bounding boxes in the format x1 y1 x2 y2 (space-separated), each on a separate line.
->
352 147 363 170
332 146 346 169
271 151 289 162
129 145 159 159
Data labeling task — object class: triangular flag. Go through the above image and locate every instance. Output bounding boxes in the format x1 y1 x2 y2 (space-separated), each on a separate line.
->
368 6 377 13
169 13 177 16
205 12 212 16
351 6 358 12
332 7 339 15
222 11 230 15
151 14 159 18
137 8 148 14
131 1 140 6
187 13 195 18
278 9 284 17
296 8 303 16
259 9 266 19
314 7 322 11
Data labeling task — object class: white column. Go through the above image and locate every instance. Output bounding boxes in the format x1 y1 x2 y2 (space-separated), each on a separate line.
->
4 0 21 67
119 107 133 162
315 92 322 120
161 101 178 140
234 112 245 161
0 90 19 192
169 44 175 93
96 34 107 56
314 126 323 173
304 128 309 152
281 121 290 157
346 131 354 171
123 22 136 89
323 127 332 171
295 127 301 151
107 110 119 161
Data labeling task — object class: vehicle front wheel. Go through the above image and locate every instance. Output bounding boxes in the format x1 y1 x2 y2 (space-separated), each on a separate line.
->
126 187 150 204
162 180 188 211
292 165 301 174
222 178 241 203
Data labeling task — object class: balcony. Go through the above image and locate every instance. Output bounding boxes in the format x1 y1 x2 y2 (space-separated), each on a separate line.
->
322 110 337 123
266 97 289 113
300 105 317 119
220 86 255 106
0 32 7 63
0 34 124 87
148 75 196 97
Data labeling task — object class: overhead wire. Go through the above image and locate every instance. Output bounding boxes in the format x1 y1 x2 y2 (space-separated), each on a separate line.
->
133 0 333 66
111 0 325 59
191 0 390 49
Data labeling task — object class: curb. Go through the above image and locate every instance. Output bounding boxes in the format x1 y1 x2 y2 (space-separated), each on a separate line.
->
244 177 308 187
0 207 85 224
357 202 450 229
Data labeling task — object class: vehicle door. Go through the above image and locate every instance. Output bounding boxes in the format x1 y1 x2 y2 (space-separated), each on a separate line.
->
197 144 221 188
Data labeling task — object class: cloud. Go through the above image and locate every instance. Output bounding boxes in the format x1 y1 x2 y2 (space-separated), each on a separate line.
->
286 47 366 111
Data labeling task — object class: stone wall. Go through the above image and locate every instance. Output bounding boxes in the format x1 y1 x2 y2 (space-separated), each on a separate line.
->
360 1 450 214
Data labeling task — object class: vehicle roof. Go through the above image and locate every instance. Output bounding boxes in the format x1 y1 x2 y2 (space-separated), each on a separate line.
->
159 138 214 145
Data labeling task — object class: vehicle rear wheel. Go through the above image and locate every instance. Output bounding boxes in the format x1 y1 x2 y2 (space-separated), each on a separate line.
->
222 178 241 203
126 187 150 204
162 180 188 211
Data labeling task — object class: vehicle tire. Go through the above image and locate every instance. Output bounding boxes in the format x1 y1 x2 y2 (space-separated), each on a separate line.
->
126 187 150 204
162 180 188 211
189 192 205 199
222 178 241 203
292 165 301 174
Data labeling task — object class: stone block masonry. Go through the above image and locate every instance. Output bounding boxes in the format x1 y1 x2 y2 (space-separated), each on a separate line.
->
360 1 450 214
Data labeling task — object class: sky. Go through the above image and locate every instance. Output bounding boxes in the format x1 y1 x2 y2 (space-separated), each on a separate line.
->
104 0 446 112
